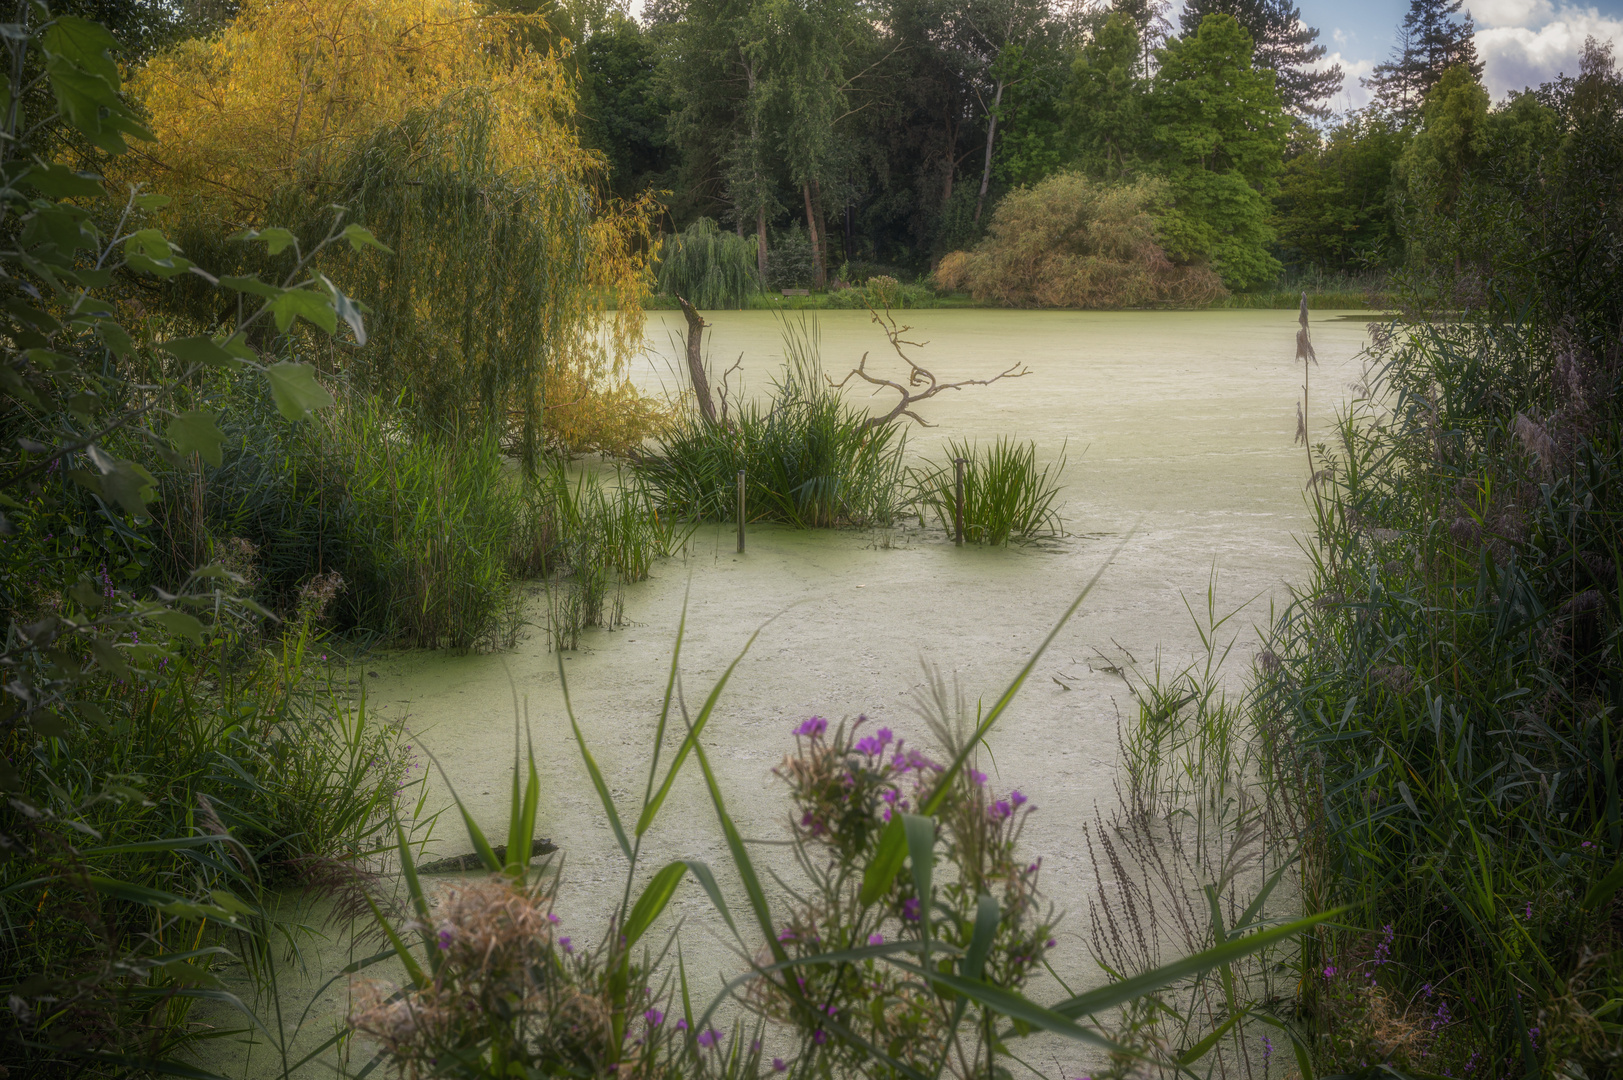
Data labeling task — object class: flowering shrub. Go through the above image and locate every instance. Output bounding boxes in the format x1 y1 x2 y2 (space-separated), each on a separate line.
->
758 715 1058 1076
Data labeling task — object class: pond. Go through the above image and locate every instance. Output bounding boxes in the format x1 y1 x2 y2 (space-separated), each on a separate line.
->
245 309 1374 1075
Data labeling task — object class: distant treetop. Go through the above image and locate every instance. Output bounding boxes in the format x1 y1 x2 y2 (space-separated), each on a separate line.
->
1178 0 1343 118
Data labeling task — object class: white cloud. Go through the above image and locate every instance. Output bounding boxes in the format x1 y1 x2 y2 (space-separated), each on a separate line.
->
1465 1 1623 98
1466 0 1556 28
1318 52 1377 112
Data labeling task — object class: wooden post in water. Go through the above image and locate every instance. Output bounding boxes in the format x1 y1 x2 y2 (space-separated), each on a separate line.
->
953 457 966 546
737 470 746 553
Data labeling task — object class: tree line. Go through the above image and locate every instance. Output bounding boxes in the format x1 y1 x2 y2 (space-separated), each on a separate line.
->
560 0 1487 291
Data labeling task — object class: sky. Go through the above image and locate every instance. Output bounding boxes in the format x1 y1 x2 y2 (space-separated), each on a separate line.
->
1280 0 1623 109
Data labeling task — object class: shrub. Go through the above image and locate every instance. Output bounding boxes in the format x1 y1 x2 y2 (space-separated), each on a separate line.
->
767 222 816 290
656 217 761 309
933 173 1227 308
913 438 1066 544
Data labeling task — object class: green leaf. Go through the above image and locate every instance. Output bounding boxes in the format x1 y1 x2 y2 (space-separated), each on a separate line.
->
342 223 393 254
861 815 909 906
1178 1007 1248 1064
884 957 1127 1053
245 226 296 255
623 862 689 950
24 162 104 199
135 193 171 210
904 813 935 925
1583 858 1623 910
146 610 202 644
270 288 337 334
90 637 130 678
362 890 428 991
96 319 134 357
264 362 334 421
691 736 788 965
167 409 224 466
558 652 632 859
636 621 765 837
962 893 998 981
43 18 120 85
97 456 158 515
1050 907 1346 1020
396 824 441 978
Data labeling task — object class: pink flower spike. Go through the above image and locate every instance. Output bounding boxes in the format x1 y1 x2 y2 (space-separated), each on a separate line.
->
868 932 884 945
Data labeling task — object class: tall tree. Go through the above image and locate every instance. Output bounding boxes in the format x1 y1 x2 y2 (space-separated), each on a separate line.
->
1148 12 1289 288
1178 0 1342 117
1064 11 1149 178
1365 0 1482 121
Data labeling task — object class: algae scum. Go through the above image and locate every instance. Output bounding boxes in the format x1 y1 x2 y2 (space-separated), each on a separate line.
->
233 309 1371 1075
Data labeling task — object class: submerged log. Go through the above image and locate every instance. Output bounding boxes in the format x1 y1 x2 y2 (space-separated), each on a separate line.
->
417 838 558 874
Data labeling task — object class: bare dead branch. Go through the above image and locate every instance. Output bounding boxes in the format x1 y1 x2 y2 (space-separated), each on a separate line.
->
827 304 1029 429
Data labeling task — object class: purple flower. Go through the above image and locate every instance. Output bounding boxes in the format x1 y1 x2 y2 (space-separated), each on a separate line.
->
772 1059 787 1072
876 727 893 746
1010 790 1027 808
1323 965 1337 979
1261 1035 1273 1063
902 897 920 921
547 912 560 924
1046 938 1056 949
969 768 987 785
559 937 573 954
812 1030 826 1045
990 800 1012 820
676 1019 688 1031
437 928 454 950
796 717 828 738
867 932 884 945
778 927 797 942
881 788 900 804
751 1040 761 1052
697 1029 720 1049
855 736 882 755
644 1009 664 1026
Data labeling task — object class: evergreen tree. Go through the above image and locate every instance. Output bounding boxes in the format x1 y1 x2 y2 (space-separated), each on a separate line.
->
1148 12 1289 289
1365 0 1482 121
1177 0 1342 117
1064 11 1148 178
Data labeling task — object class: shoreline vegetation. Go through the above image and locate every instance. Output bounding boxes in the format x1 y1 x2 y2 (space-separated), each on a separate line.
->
635 286 1390 312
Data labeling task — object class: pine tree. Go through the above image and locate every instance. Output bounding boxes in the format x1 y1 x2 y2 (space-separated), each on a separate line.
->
1177 0 1342 117
1365 0 1482 121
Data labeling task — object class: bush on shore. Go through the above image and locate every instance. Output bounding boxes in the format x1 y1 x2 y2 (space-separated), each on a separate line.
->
932 173 1227 308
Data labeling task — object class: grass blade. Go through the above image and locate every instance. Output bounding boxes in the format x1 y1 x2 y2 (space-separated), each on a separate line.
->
558 650 632 860
623 861 689 949
1050 907 1345 1020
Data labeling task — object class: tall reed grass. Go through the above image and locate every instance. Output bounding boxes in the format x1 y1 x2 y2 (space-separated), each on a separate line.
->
147 385 683 653
638 322 911 528
0 623 423 1076
913 438 1066 544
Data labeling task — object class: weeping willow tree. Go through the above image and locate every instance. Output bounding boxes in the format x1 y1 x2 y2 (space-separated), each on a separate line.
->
129 0 663 460
656 218 761 309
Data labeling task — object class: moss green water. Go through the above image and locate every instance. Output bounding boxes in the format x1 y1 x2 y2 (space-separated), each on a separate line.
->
220 309 1374 1076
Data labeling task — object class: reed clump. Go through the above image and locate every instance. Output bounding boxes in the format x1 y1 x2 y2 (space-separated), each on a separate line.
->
637 324 911 528
913 438 1066 544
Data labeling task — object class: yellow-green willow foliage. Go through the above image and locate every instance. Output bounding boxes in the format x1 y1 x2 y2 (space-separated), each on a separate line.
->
130 0 664 459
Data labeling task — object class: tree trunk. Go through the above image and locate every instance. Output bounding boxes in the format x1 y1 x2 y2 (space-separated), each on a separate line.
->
811 177 829 286
802 182 823 290
676 296 717 425
974 78 1005 227
844 204 854 267
756 205 768 283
